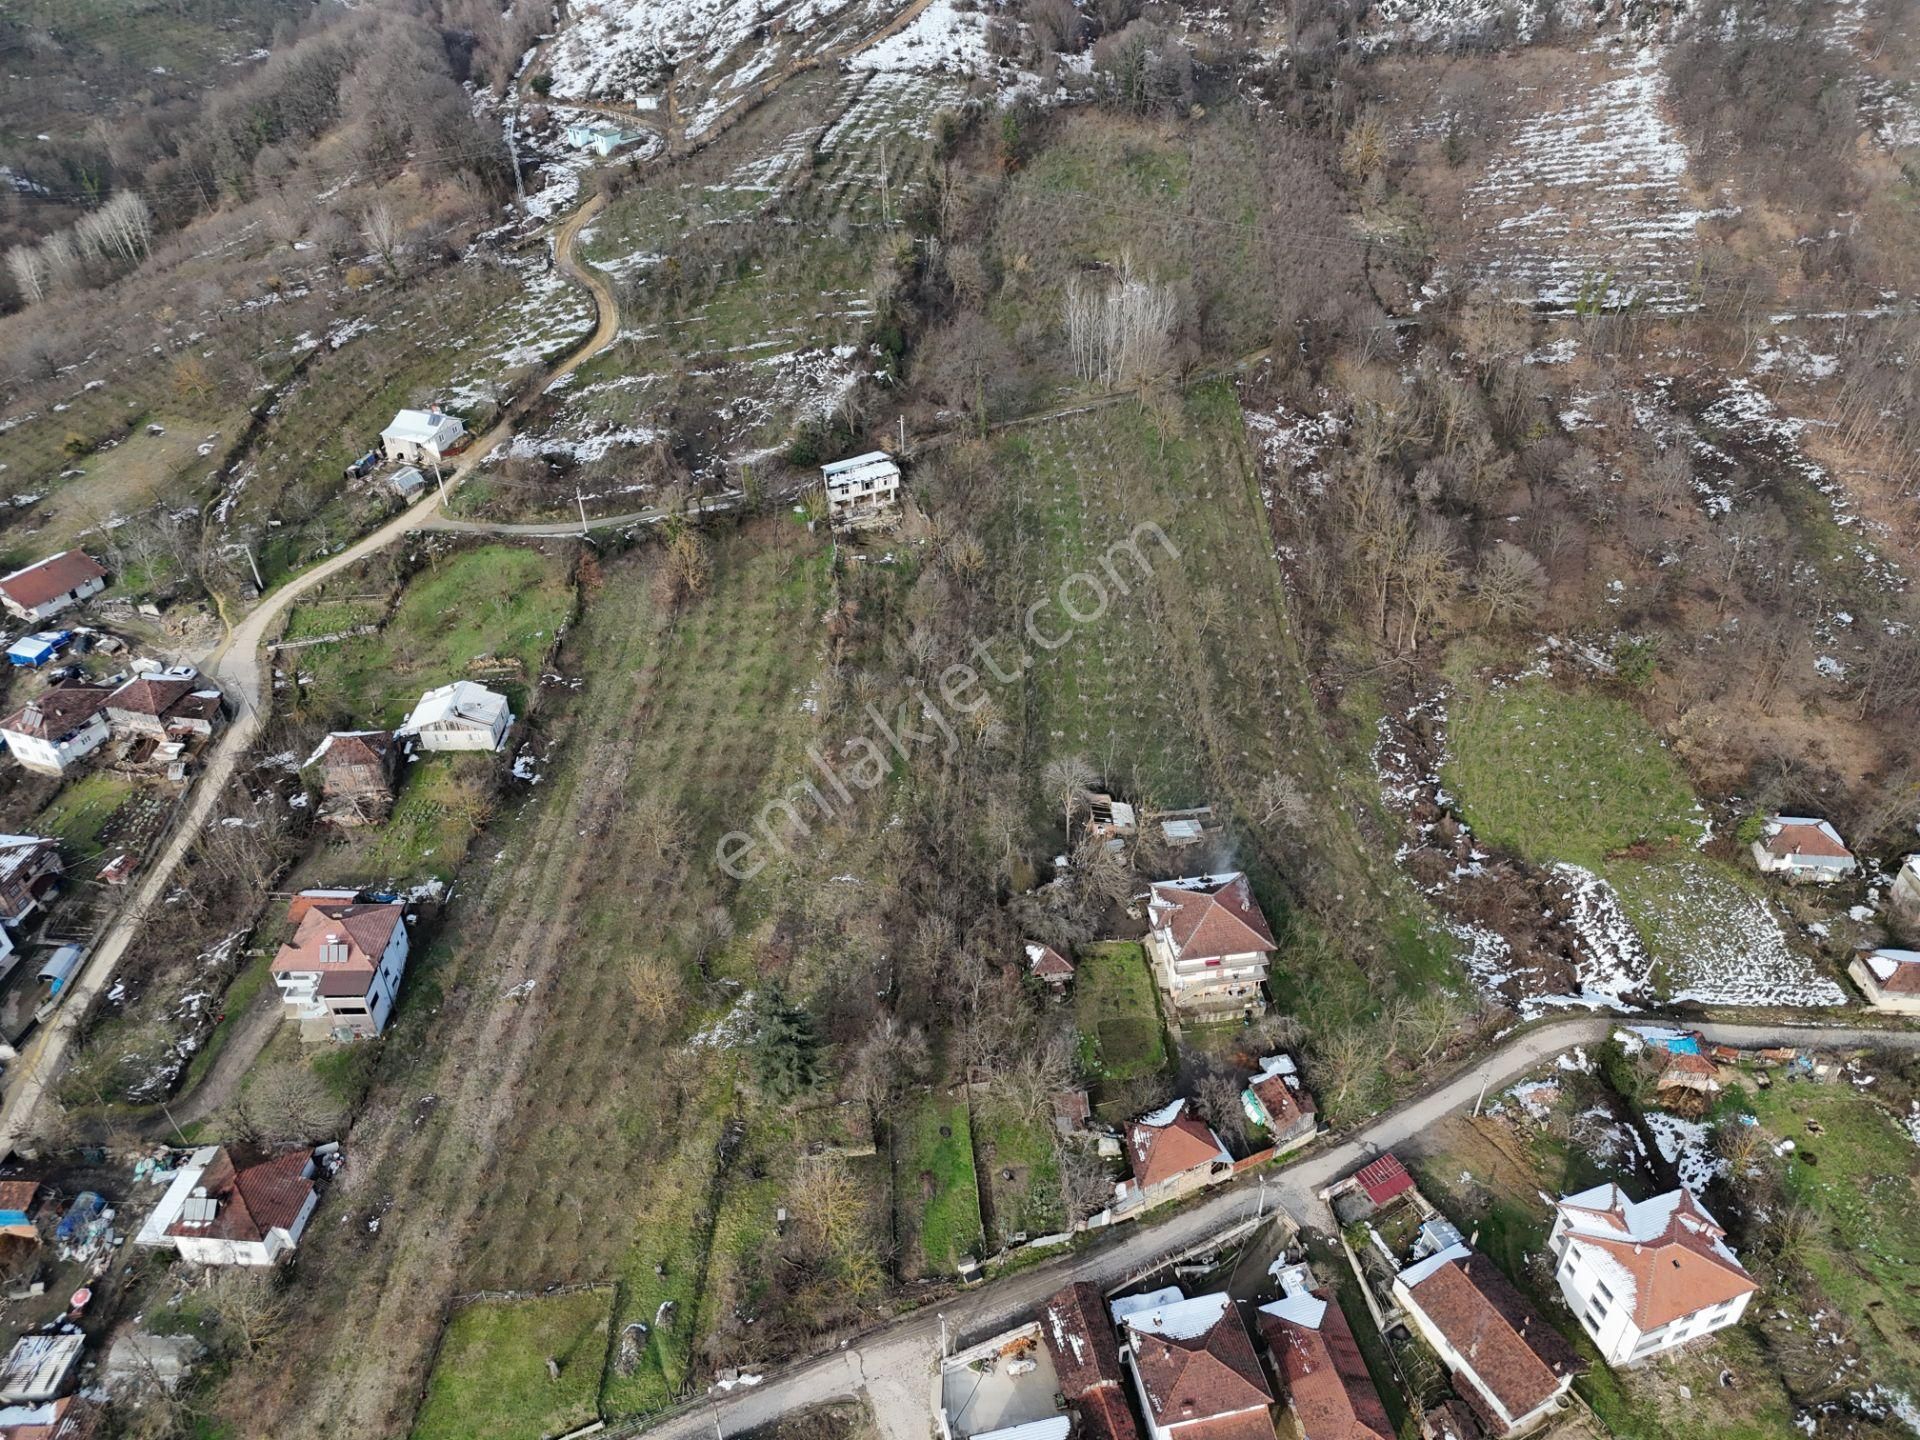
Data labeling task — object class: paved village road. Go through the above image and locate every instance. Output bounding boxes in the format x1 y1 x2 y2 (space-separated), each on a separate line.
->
625 1017 1920 1440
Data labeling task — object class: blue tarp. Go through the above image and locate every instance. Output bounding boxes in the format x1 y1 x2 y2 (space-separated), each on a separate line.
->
55 1192 102 1243
1663 1036 1701 1054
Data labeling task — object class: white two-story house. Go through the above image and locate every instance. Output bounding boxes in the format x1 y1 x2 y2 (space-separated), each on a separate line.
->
1549 1184 1757 1367
269 892 410 1037
1145 873 1275 1018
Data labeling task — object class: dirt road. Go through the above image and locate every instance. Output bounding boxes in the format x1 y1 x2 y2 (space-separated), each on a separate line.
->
627 1017 1920 1440
0 189 621 1163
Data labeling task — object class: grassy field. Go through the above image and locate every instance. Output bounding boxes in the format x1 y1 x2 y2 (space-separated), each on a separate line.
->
285 544 574 728
892 1090 984 1276
972 1095 1064 1245
1443 678 1699 869
412 1288 614 1440
984 390 1459 1081
32 772 139 854
1743 1079 1920 1405
1072 942 1167 1083
1442 673 1843 1006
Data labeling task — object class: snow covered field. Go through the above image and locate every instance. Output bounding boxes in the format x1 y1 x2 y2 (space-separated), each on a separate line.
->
1464 45 1716 310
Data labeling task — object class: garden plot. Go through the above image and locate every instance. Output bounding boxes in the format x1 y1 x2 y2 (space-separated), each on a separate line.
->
808 71 967 223
443 255 599 407
1463 45 1716 310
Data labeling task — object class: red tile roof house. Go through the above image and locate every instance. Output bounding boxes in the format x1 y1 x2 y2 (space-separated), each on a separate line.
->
1145 874 1276 1019
1849 948 1920 1013
1239 1054 1318 1152
0 551 107 623
269 892 410 1038
1255 1267 1394 1440
1549 1184 1757 1367
133 1145 318 1266
1111 1289 1274 1440
103 670 225 741
1750 816 1857 883
0 837 62 929
1118 1099 1233 1211
1041 1283 1142 1440
0 684 114 775
1391 1247 1582 1438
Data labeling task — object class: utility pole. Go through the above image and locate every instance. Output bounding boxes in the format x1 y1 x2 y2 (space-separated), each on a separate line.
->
242 544 263 593
433 460 448 507
1472 1070 1490 1118
576 488 589 537
938 1312 949 1361
1255 1173 1268 1219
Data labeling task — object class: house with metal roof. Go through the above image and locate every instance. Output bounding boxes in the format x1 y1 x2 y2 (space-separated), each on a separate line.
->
0 684 113 774
379 407 468 466
269 892 410 1038
1750 816 1856 882
401 680 512 751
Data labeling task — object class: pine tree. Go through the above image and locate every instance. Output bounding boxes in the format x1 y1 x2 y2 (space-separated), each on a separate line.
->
749 983 822 1102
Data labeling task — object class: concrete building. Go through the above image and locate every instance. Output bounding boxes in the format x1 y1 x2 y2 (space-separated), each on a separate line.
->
0 685 112 775
821 451 902 530
0 837 61 929
0 551 106 623
1548 1184 1757 1368
1119 1099 1232 1211
402 680 512 751
269 893 410 1037
135 1146 317 1266
104 669 223 740
379 407 467 466
1392 1246 1581 1437
1255 1266 1393 1440
1111 1289 1274 1440
1145 873 1275 1018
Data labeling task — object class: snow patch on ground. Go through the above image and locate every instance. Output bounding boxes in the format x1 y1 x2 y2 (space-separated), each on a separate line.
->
1644 1112 1727 1191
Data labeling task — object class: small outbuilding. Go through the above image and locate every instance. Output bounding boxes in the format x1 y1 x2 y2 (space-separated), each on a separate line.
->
0 1333 84 1405
0 552 107 623
303 730 401 825
5 632 70 669
380 407 468 466
402 681 512 752
1025 941 1074 987
0 837 62 929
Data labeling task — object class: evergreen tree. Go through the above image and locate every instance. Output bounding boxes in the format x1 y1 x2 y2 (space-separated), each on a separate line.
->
749 983 822 1102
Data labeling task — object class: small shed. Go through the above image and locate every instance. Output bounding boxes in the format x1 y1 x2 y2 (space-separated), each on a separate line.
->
6 632 70 668
1354 1154 1414 1207
36 946 85 996
389 466 427 500
0 1332 84 1404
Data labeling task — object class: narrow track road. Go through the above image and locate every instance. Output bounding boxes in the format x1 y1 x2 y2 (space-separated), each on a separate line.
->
624 1017 1920 1440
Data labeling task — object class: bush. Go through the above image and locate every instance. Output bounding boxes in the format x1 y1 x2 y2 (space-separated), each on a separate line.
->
530 72 553 95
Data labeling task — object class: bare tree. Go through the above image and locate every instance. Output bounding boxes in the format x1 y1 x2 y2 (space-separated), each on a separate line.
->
1252 772 1310 831
1195 1069 1247 1153
1471 542 1547 626
360 201 405 276
1063 256 1178 391
201 1269 291 1357
1042 754 1097 842
4 246 47 306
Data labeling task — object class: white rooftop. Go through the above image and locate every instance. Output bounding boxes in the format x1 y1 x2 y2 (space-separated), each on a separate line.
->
1110 1286 1185 1325
1865 949 1920 980
971 1418 1071 1440
1395 1241 1472 1290
382 409 464 443
404 680 509 731
1257 1290 1326 1331
1119 1292 1230 1342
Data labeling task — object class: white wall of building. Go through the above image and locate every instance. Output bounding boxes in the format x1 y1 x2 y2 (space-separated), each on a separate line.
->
2 712 109 774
